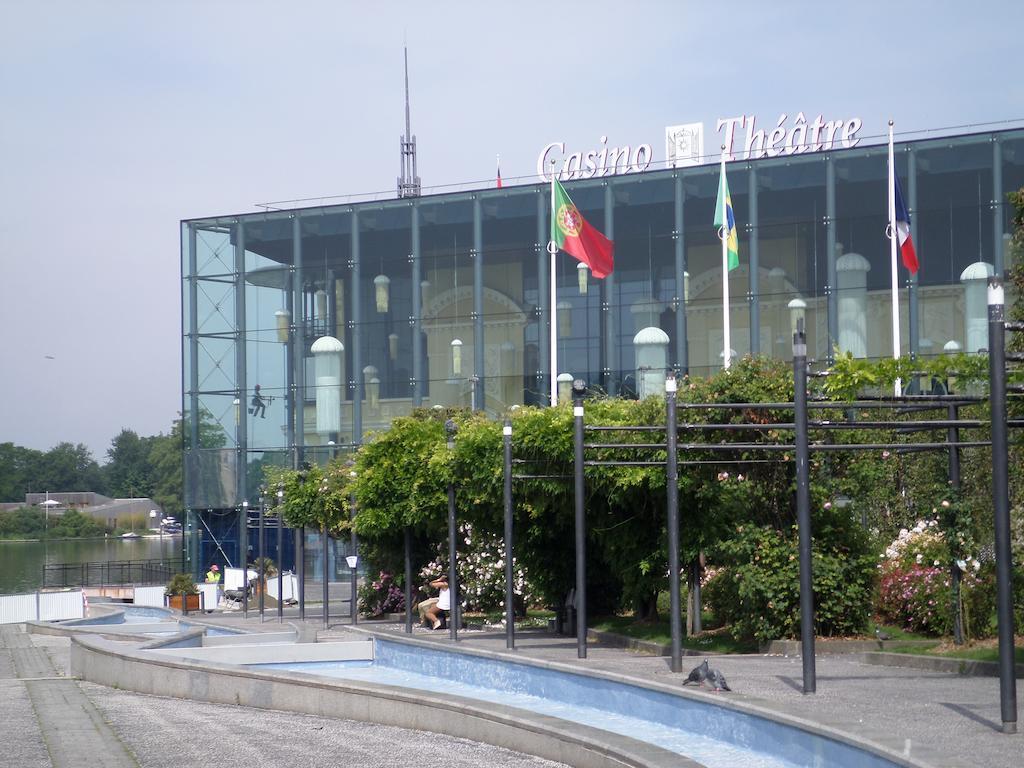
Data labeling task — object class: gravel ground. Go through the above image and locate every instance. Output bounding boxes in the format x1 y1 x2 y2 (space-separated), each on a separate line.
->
86 681 567 768
6 631 567 768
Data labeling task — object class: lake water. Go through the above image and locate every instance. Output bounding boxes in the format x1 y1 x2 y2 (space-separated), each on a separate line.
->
0 535 183 594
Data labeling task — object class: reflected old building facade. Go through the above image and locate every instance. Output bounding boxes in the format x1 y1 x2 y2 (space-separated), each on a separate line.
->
182 128 1023 515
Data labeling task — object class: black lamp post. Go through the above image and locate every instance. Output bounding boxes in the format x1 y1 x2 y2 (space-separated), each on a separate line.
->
665 372 682 672
502 417 514 649
445 419 459 641
571 378 587 659
296 465 308 622
348 463 358 625
240 500 249 618
320 475 330 628
258 486 266 622
276 483 284 623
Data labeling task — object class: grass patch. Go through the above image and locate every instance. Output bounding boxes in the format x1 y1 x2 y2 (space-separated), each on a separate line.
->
886 641 1024 664
590 615 757 654
870 623 932 642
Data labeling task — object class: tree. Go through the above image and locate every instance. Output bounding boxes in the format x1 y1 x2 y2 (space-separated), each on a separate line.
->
104 428 156 499
37 442 104 493
148 426 183 518
0 442 43 501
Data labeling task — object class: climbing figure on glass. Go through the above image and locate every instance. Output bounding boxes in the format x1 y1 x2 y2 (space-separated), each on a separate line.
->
250 385 271 418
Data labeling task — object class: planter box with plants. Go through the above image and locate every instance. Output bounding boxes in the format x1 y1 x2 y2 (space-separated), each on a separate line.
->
165 573 200 612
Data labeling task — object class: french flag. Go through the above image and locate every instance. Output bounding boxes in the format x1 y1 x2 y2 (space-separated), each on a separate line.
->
893 173 918 274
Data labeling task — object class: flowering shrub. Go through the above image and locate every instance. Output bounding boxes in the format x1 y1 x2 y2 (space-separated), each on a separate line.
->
882 520 948 568
358 571 405 617
878 563 992 637
876 517 993 637
879 564 951 635
418 522 538 614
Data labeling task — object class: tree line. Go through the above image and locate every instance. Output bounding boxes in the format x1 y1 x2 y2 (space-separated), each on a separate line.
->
0 418 187 518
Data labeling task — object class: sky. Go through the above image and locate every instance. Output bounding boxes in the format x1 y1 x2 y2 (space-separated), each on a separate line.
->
1 0 1021 463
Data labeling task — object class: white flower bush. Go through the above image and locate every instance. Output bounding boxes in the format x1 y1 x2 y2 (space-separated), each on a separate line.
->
419 522 539 614
881 520 945 566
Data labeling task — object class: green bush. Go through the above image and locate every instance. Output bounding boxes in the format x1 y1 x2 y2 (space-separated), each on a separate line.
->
704 522 876 644
165 573 198 596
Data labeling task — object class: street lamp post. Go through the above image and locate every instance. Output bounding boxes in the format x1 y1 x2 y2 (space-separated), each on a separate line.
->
320 475 330 629
349 467 358 625
445 419 459 641
571 379 587 659
276 484 284 623
258 487 266 622
240 500 249 618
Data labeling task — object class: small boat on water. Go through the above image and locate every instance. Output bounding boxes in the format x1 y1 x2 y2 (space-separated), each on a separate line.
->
121 531 141 540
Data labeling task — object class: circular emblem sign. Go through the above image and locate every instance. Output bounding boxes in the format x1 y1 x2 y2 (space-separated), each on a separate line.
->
556 203 582 238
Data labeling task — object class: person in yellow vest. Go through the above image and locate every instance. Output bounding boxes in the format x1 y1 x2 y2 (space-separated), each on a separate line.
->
205 564 221 583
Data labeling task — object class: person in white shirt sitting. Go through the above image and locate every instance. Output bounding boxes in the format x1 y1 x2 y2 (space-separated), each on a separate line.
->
423 575 450 630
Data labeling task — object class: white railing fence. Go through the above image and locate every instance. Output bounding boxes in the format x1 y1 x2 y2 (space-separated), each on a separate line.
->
0 590 85 624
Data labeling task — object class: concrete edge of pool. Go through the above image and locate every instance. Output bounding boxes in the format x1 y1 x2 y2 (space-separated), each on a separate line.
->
348 628 932 768
55 616 936 768
68 631 696 768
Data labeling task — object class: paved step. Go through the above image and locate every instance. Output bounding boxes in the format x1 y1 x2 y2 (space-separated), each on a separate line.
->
1 625 139 768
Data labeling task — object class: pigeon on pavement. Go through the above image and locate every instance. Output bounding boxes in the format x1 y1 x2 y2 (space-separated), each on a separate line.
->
682 659 709 687
707 667 731 692
875 629 891 642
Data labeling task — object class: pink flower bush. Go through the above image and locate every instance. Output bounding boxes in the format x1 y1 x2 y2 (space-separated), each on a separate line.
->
876 521 990 637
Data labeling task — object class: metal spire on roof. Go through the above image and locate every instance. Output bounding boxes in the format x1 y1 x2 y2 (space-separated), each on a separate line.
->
398 46 421 198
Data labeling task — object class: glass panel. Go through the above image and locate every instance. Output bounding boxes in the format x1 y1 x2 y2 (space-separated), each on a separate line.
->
831 147 900 360
184 448 238 509
193 222 235 277
297 209 355 447
915 135 995 355
557 182 607 387
915 137 993 285
608 176 675 396
682 164 750 375
749 156 828 362
357 204 414 433
1003 135 1024 240
419 199 474 409
243 215 294 453
482 188 538 413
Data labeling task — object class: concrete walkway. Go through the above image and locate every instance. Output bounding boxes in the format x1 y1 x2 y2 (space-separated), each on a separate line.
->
1 623 138 768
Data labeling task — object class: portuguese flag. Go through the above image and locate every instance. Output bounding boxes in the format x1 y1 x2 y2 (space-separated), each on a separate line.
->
551 178 614 278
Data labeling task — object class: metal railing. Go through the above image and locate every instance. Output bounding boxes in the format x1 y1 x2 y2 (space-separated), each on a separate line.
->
43 559 175 589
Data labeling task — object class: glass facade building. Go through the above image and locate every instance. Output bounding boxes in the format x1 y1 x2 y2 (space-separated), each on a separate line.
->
182 128 1023 514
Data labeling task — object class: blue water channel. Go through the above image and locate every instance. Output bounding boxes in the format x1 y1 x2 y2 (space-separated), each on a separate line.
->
252 638 899 768
77 604 241 636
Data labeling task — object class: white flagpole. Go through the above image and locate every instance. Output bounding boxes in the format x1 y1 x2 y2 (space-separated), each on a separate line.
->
887 120 902 396
549 160 559 406
720 148 732 370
